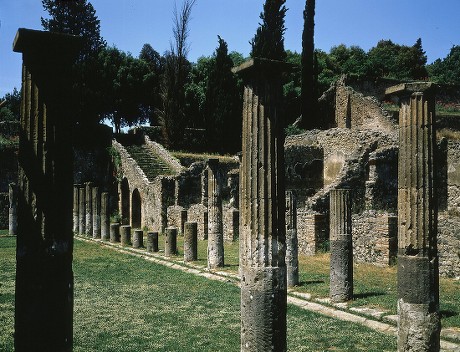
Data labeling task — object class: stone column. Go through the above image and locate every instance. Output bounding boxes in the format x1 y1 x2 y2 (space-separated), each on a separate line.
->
233 58 287 352
386 83 440 352
100 192 110 241
207 158 224 269
286 190 299 287
72 185 79 233
329 189 353 303
184 222 198 262
92 186 101 239
78 185 86 235
120 225 131 246
8 183 17 236
110 223 120 243
13 28 81 352
85 182 93 237
180 209 188 234
147 232 159 252
133 229 143 248
165 227 177 257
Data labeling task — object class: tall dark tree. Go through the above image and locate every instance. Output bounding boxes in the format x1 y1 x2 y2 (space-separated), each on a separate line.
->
300 0 318 130
411 38 428 80
41 0 107 126
41 0 106 60
251 0 287 61
160 0 195 148
428 45 460 85
205 36 242 154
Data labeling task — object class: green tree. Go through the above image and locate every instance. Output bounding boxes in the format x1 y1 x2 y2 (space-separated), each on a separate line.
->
160 0 195 148
428 45 460 85
41 0 106 60
0 88 21 122
329 44 369 77
205 36 242 154
251 0 287 61
300 0 317 129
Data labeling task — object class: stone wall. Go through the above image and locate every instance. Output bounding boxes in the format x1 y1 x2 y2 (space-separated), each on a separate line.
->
0 147 18 193
438 213 460 278
297 211 327 255
352 211 397 267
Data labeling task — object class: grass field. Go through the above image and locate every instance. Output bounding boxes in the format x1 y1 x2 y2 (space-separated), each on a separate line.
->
0 236 399 351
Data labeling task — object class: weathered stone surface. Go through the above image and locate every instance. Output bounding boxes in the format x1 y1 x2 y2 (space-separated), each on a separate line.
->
13 28 80 352
110 223 120 243
235 58 287 352
8 183 17 235
133 229 143 248
73 185 79 233
207 159 224 269
183 222 198 262
78 186 86 235
329 189 353 302
120 225 131 246
285 190 299 287
100 192 110 241
164 227 177 257
85 182 93 237
147 231 159 252
92 186 101 239
391 83 440 351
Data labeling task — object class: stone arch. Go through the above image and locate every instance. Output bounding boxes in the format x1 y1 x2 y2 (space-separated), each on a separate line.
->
120 177 130 225
131 188 142 229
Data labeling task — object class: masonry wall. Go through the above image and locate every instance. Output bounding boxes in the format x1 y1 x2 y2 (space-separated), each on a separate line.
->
438 213 460 278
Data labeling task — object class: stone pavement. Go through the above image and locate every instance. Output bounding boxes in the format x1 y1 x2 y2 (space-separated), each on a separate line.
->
75 235 460 351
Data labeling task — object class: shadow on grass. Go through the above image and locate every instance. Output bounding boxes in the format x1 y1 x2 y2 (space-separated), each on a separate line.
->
440 310 458 319
299 280 325 286
353 291 386 299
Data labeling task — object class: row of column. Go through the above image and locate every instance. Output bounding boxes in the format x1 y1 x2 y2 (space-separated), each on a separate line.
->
73 183 110 240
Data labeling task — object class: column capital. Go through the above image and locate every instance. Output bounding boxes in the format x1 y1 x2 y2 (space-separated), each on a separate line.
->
385 82 437 98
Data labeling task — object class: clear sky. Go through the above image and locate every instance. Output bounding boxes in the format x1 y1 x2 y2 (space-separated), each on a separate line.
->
1 0 459 97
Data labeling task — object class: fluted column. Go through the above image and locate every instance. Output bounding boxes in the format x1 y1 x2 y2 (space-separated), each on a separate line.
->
100 192 110 241
85 182 93 237
72 185 79 233
234 58 287 352
92 186 100 239
8 183 18 236
207 158 224 269
386 82 440 352
329 189 353 302
13 28 80 352
285 190 299 287
78 186 85 235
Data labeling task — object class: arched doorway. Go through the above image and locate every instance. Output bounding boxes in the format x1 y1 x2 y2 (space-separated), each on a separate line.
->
131 188 141 229
120 178 130 225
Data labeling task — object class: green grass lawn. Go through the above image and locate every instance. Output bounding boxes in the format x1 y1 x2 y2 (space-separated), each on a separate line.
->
0 236 398 351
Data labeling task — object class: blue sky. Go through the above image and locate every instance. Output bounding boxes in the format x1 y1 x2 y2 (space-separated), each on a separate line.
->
1 0 459 97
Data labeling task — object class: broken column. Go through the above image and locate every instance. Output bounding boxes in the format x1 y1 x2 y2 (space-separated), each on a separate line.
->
85 182 93 237
120 225 131 246
92 186 101 239
329 189 353 303
147 231 159 252
78 185 86 235
165 227 177 257
73 185 79 233
110 222 120 243
133 229 143 248
100 192 110 241
184 221 198 262
8 183 17 236
233 58 287 352
286 190 299 287
386 82 440 351
207 158 224 269
13 28 80 352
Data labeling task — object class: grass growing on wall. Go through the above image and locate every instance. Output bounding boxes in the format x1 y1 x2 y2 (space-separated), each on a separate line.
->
0 236 399 351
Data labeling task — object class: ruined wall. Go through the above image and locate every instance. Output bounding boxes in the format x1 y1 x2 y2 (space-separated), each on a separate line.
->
438 213 460 278
0 147 18 193
296 211 327 255
352 212 397 266
335 78 397 133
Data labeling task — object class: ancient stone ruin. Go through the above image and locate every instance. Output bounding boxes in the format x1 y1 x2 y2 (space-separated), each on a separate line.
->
13 28 80 352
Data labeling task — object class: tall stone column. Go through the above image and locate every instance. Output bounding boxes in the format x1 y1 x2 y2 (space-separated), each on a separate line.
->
78 186 86 235
386 83 440 352
233 58 287 352
184 222 198 262
207 158 224 269
8 183 18 236
13 28 81 352
72 185 79 233
92 186 101 239
85 182 93 237
285 190 299 287
100 192 110 241
329 189 353 303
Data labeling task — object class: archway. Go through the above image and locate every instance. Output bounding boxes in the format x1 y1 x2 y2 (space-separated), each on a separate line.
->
120 177 130 225
131 188 141 229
